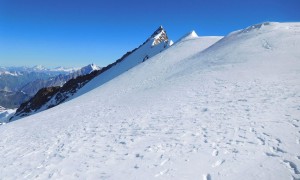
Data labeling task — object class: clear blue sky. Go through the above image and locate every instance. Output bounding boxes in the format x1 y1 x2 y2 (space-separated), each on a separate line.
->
0 0 299 68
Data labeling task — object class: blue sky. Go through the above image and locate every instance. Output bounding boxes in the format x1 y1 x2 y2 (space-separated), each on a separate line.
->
0 0 299 68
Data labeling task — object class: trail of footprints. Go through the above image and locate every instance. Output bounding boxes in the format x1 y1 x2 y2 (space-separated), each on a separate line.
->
203 118 300 179
41 84 300 180
253 124 300 179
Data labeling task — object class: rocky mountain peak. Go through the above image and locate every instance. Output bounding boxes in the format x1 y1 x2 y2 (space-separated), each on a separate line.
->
146 26 169 46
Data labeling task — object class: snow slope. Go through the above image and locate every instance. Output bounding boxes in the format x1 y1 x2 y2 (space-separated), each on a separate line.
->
0 22 300 180
70 26 173 100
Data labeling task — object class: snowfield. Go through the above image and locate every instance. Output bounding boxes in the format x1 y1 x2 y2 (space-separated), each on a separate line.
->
0 22 300 180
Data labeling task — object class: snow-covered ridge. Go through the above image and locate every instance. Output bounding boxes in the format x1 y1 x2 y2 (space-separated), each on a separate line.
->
241 22 273 33
227 22 285 37
53 66 80 72
79 63 101 74
32 65 47 71
179 30 199 41
69 26 173 100
10 27 172 121
0 71 22 76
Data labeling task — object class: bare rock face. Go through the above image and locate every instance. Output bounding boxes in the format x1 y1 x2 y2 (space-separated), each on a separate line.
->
13 87 61 117
146 26 169 46
10 71 101 121
47 70 102 108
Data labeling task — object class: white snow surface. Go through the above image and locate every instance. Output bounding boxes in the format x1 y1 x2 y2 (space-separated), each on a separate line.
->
176 30 199 43
0 71 20 76
77 63 101 75
0 107 16 124
53 66 80 72
0 22 300 180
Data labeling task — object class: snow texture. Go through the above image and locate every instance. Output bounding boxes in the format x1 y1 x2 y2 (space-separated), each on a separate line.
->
0 22 300 180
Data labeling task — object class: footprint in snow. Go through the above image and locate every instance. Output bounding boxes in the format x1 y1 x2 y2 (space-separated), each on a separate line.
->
212 150 218 156
265 152 280 157
212 159 225 168
256 137 265 145
283 160 300 175
155 169 169 177
160 158 170 166
203 173 212 180
270 146 286 154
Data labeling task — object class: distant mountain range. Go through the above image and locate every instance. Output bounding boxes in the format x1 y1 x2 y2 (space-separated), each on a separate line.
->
0 64 100 109
0 65 79 74
0 66 77 92
19 64 100 96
